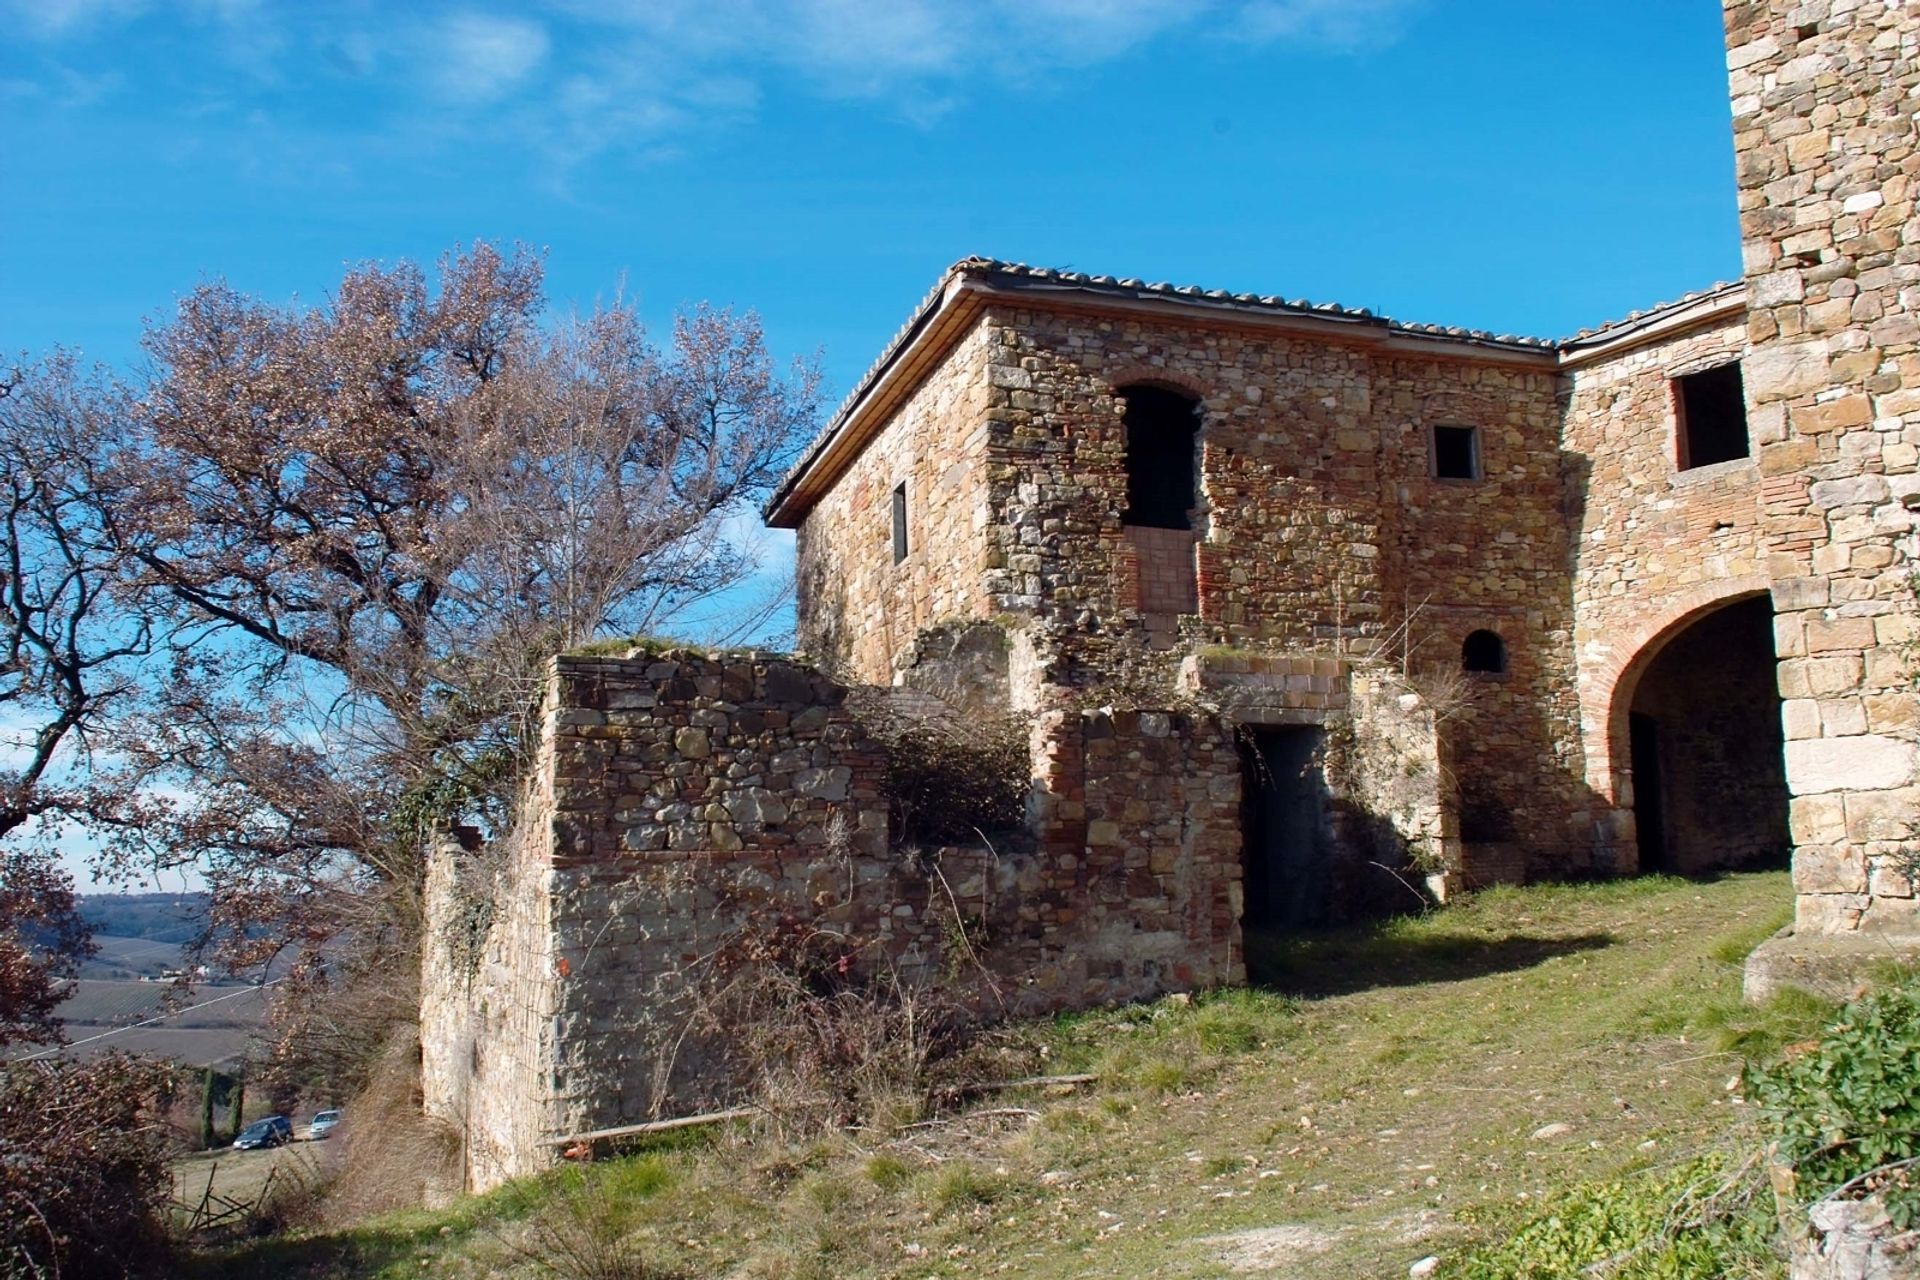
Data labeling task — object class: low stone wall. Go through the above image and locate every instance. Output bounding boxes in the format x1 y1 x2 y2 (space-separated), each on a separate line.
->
423 648 1246 1191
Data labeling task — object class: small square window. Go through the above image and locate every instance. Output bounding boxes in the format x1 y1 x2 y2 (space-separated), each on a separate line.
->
891 483 908 564
1674 362 1748 470
1431 424 1480 480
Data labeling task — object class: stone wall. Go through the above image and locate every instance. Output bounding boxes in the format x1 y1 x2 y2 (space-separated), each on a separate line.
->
788 293 1804 886
963 307 1586 880
1726 0 1920 937
1175 650 1454 905
1561 304 1771 869
423 648 1245 1191
794 320 997 679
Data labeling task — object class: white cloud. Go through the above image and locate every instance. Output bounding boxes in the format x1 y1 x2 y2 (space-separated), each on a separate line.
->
434 13 552 102
5 0 147 39
1237 0 1414 49
8 0 1422 171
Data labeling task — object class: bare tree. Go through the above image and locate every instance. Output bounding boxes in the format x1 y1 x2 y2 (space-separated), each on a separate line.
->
0 356 150 841
0 356 156 1052
69 244 817 1084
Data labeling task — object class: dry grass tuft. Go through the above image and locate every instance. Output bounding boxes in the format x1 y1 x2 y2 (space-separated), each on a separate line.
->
322 1025 462 1224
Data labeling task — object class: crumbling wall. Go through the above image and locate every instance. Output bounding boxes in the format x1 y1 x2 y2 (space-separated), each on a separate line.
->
424 648 1245 1192
1177 650 1455 904
1339 668 1455 895
1727 0 1920 936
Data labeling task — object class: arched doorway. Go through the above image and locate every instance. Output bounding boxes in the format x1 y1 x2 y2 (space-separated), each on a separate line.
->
1616 594 1791 874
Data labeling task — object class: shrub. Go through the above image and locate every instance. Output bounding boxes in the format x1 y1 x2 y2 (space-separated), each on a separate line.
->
848 690 1027 846
1746 974 1920 1229
500 1173 683 1280
710 948 960 1138
1446 1155 1778 1279
324 1027 462 1223
0 1054 178 1280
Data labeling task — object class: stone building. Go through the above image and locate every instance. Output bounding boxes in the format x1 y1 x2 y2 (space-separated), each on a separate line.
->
422 0 1920 1191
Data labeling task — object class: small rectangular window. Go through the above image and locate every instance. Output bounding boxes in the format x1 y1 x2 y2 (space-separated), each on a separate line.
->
1431 424 1480 480
1674 362 1749 470
891 483 908 564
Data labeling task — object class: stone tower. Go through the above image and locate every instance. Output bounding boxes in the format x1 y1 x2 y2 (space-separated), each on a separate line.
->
1727 0 1920 992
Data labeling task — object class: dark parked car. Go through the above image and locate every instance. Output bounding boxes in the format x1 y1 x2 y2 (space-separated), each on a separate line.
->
232 1115 292 1150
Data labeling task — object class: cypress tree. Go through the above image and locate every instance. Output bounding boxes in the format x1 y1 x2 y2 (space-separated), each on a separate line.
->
227 1071 245 1142
199 1066 216 1149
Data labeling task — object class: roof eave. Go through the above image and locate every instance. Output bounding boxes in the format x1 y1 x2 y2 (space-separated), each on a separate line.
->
765 272 985 528
1556 283 1748 368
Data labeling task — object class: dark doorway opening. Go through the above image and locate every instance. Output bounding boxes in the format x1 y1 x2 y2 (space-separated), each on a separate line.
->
1240 727 1333 937
1628 712 1668 873
1120 385 1200 530
1625 595 1788 874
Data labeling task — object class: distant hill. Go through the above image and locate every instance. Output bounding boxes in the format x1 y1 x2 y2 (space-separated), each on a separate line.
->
81 934 185 980
77 892 209 946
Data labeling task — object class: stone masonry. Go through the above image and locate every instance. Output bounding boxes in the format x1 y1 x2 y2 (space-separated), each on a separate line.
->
1726 0 1920 968
776 268 1782 889
424 0 1920 1189
423 648 1247 1189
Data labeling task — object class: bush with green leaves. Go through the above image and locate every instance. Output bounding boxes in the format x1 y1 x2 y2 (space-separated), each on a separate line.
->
1445 1156 1778 1279
1745 974 1920 1229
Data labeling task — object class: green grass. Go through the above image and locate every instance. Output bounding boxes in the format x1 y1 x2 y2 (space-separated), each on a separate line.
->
194 871 1808 1279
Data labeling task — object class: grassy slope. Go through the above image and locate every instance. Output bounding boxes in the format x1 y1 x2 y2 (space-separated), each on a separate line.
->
197 871 1820 1279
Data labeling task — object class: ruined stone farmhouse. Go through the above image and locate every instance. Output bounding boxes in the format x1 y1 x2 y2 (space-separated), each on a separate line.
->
423 0 1920 1191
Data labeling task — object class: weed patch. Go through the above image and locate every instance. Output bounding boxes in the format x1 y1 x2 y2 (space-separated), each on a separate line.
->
1445 1154 1780 1279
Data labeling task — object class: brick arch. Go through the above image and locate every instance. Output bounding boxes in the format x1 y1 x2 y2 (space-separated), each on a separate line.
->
1579 574 1773 804
1104 367 1212 405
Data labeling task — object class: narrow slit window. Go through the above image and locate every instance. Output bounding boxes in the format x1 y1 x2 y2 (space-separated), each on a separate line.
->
1674 362 1749 470
1431 424 1480 480
1462 629 1507 674
891 483 908 564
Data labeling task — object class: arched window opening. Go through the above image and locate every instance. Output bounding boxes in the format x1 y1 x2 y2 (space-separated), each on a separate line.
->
1462 629 1507 674
1120 385 1200 530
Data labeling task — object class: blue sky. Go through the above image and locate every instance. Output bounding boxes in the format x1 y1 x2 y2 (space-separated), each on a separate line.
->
4 0 1741 389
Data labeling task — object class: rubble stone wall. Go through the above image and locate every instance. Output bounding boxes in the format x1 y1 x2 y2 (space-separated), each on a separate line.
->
794 320 998 680
968 308 1586 879
790 298 1811 884
1727 0 1920 934
422 650 1245 1192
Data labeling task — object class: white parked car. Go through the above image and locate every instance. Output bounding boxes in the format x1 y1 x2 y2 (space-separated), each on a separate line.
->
306 1109 341 1140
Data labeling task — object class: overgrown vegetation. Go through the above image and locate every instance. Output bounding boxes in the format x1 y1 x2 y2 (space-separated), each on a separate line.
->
191 872 1840 1280
1446 1155 1781 1279
665 922 971 1140
848 690 1028 846
0 1054 178 1279
1747 972 1920 1231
